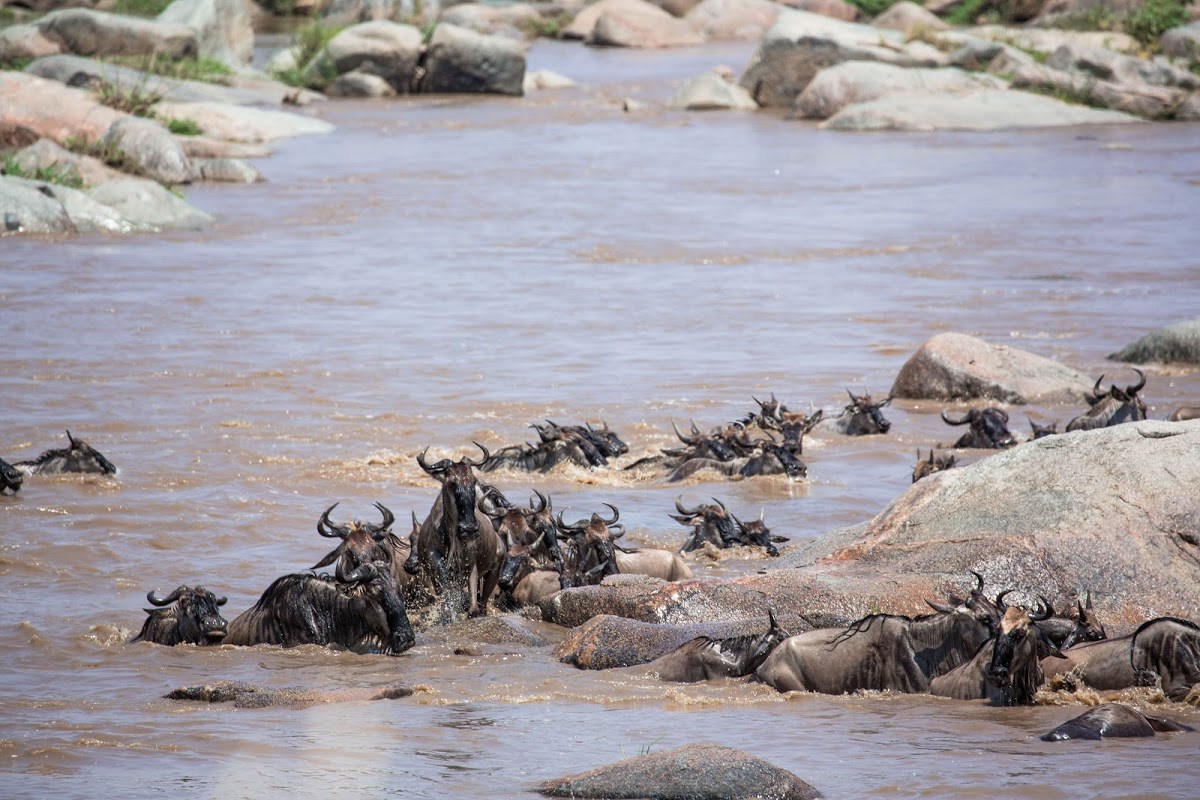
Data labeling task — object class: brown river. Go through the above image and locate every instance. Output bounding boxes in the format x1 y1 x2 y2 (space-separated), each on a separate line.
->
4 38 1200 800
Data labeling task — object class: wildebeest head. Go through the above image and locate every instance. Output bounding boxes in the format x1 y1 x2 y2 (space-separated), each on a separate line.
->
1029 417 1058 439
312 502 397 585
0 457 22 493
941 408 1016 449
1060 593 1107 650
733 512 786 557
556 503 622 582
584 421 628 457
912 449 957 483
986 603 1066 705
672 496 738 552
838 390 892 435
18 430 117 476
491 492 557 591
136 585 229 645
926 571 1005 637
671 419 738 462
1068 369 1148 432
749 438 808 479
417 442 489 541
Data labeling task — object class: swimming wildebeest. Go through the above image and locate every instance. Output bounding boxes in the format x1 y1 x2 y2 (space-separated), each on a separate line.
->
482 420 628 472
941 407 1016 449
132 586 229 646
673 498 786 556
829 390 892 436
646 611 791 682
1169 406 1200 422
555 503 624 585
1040 703 1194 741
755 573 1002 695
1066 369 1147 432
665 437 807 483
911 450 956 483
487 491 564 604
0 457 22 493
14 430 116 475
1038 594 1106 650
1028 417 1058 439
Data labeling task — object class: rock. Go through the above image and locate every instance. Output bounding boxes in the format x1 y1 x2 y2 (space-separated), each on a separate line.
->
166 680 414 708
780 0 859 22
88 177 213 229
1041 703 1195 741
320 0 403 26
685 0 781 41
12 138 124 187
265 45 301 75
820 87 1141 131
1173 92 1200 121
737 9 946 108
176 135 272 159
563 0 648 37
326 69 398 97
968 24 1138 58
439 3 544 40
668 70 758 109
539 743 824 799
193 157 263 183
1109 319 1200 365
0 71 122 149
324 20 423 93
418 613 557 647
554 613 808 669
793 62 1004 119
157 0 254 68
152 101 334 142
982 44 1037 75
1010 63 1188 119
587 0 707 47
890 333 1098 404
540 574 779 628
0 23 63 64
1045 43 1200 90
1032 0 1146 29
418 23 526 96
659 0 706 16
98 116 193 185
872 1 949 33
523 69 577 91
0 174 131 235
1161 20 1200 59
35 8 198 59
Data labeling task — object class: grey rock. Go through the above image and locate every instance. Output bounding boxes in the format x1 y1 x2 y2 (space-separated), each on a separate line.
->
439 3 545 41
158 0 255 67
88 178 213 229
1 175 81 235
152 101 334 142
324 20 423 92
1 175 138 234
668 71 758 109
167 680 413 708
99 116 194 185
523 69 578 91
540 574 777 628
326 70 398 97
968 24 1138 57
36 8 198 59
793 62 1003 119
572 0 706 47
193 157 263 183
1045 43 1200 90
0 23 63 63
176 135 273 159
1011 63 1188 119
684 0 782 42
1161 21 1200 60
12 138 124 187
1109 318 1200 365
418 23 526 96
872 1 949 32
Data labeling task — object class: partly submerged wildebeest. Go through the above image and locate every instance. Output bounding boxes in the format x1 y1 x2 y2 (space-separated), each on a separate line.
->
482 420 628 472
941 407 1016 449
1066 369 1147 432
556 503 624 584
1041 703 1194 741
665 437 807 483
132 586 229 646
673 497 739 553
0 457 22 493
14 430 116 476
830 390 892 436
1169 406 1200 422
1029 417 1058 440
745 395 824 449
413 443 504 618
489 492 563 600
646 611 790 683
312 501 400 584
912 450 956 484
1037 594 1106 650
755 574 1002 695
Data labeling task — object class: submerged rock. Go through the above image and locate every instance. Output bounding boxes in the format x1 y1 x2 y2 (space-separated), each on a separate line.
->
1109 319 1200 365
1041 703 1194 741
152 101 334 143
668 71 758 110
167 680 414 708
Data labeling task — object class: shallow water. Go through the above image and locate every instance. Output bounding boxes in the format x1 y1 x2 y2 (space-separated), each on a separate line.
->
3 39 1200 799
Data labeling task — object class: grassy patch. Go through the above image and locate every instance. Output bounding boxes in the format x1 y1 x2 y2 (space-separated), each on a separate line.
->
270 19 343 89
945 0 992 25
847 0 903 17
0 55 34 72
1125 0 1188 50
1 156 85 189
94 75 164 117
1023 78 1108 109
163 117 202 136
109 0 174 16
1050 7 1121 31
905 24 958 53
62 135 128 171
103 54 233 85
520 12 573 40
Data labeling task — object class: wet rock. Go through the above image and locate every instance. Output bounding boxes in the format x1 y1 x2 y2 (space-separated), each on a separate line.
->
523 69 578 91
872 1 949 33
685 0 781 41
0 23 63 64
327 70 398 98
158 0 255 68
1041 703 1194 741
540 575 779 628
439 3 545 40
1109 319 1200 365
167 680 414 708
0 174 130 235
1010 63 1188 119
737 9 944 108
152 101 335 142
588 0 707 47
99 116 194 185
88 177 213 230
418 23 526 96
12 138 124 187
968 24 1138 57
177 135 272 159
1045 43 1200 90
193 157 263 183
36 8 198 59
324 20 423 93
668 70 758 110
793 62 1003 120
890 332 1096 404
1161 20 1200 59
418 613 557 647
538 743 824 799
0 71 123 149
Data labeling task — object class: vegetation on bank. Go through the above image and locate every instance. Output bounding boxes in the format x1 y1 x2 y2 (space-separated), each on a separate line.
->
270 19 343 89
1 155 85 189
109 0 174 17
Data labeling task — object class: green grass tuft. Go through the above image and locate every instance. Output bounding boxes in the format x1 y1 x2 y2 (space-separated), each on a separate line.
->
1 155 86 190
108 0 174 16
1125 0 1188 50
164 117 203 136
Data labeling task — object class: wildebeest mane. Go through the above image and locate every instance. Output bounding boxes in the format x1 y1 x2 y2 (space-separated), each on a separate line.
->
826 613 912 649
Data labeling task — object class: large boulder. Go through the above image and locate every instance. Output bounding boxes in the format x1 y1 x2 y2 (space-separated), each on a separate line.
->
157 0 255 68
0 174 127 235
151 101 335 142
1010 63 1189 119
1045 43 1200 90
35 8 198 59
11 138 124 187
1109 319 1200 365
439 3 545 40
539 744 824 799
1031 0 1147 29
323 20 424 93
326 70 398 97
0 23 63 64
588 0 707 47
737 9 946 108
819 87 1141 131
1161 20 1200 59
968 24 1138 57
668 70 758 109
98 116 194 185
563 0 661 38
418 23 526 95
87 177 213 229
685 0 781 41
890 332 1098 404
793 62 1004 119
872 1 950 32
540 574 780 628
0 70 122 149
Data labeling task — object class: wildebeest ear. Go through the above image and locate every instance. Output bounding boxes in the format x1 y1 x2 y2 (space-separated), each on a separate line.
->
312 548 341 569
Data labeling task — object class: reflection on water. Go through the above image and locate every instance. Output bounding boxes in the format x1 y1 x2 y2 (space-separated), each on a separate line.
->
3 38 1200 800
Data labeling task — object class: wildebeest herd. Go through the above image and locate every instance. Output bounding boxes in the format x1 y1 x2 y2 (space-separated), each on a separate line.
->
5 370 1198 741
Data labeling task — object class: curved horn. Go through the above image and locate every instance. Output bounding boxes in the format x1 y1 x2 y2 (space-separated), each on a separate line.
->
464 441 490 467
416 447 438 475
1126 367 1145 395
846 388 859 404
146 587 183 606
216 596 227 606
731 513 745 532
600 502 620 526
411 510 420 529
1030 596 1054 621
66 429 78 446
373 502 395 532
670 419 694 445
674 496 703 517
941 410 971 426
994 408 1009 423
555 511 583 534
530 489 548 514
317 502 346 539
711 497 728 513
970 570 985 595
1093 374 1106 397
995 588 1014 612
608 524 626 539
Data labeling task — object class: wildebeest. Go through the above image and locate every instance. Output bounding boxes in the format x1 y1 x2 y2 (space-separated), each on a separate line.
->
941 407 1016 449
132 586 229 646
312 501 399 584
488 491 563 601
1066 369 1147 432
14 430 116 475
1169 406 1200 422
1038 594 1106 650
665 437 807 483
1029 417 1058 439
1040 703 1194 741
755 573 1002 695
481 420 628 472
912 450 956 483
0 457 22 493
645 611 790 682
829 390 892 436
672 498 786 556
413 443 504 618
744 395 824 449
555 503 624 585
614 548 694 581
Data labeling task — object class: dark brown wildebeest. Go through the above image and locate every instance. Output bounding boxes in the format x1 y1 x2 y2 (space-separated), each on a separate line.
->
645 611 790 682
665 437 807 483
0 457 22 493
830 390 892 436
414 443 505 619
941 407 1016 449
1037 594 1106 650
744 395 824 450
132 586 229 646
488 492 563 603
481 420 628 472
912 449 956 483
755 574 1002 695
1066 369 1147 432
1040 703 1194 741
555 503 624 584
673 497 739 553
1169 406 1200 422
1028 417 1058 439
14 430 117 475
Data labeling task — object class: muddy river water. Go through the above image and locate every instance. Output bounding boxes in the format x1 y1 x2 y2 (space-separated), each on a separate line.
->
3 39 1200 799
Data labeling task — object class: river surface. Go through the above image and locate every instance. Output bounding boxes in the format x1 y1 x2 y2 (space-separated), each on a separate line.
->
3 39 1200 800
